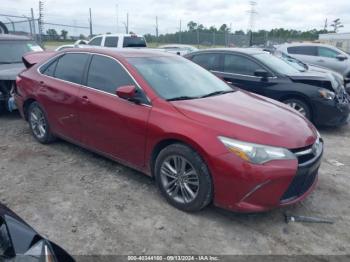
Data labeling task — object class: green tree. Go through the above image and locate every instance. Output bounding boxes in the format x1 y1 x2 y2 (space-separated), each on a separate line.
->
46 29 58 40
187 21 198 31
61 29 68 40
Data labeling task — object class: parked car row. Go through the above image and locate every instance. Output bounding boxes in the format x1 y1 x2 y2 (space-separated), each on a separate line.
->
185 48 350 126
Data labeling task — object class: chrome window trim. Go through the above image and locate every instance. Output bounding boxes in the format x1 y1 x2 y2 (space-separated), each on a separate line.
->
37 51 152 107
211 70 277 79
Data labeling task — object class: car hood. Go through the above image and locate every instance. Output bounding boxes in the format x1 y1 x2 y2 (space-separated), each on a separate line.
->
0 63 24 80
288 70 343 93
172 91 317 149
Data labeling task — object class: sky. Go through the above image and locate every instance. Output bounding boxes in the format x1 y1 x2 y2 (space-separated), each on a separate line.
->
1 0 350 36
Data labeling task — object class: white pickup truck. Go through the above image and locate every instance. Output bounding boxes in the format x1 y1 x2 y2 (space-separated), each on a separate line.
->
87 34 147 48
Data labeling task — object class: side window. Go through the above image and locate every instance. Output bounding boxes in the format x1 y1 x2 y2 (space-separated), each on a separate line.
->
192 53 221 71
104 36 119 47
287 46 317 56
318 47 340 58
0 217 14 258
223 54 263 76
87 55 134 94
54 53 89 84
41 59 58 77
88 37 102 46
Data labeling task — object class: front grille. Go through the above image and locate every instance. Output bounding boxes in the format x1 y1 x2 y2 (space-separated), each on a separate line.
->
281 168 318 202
280 139 323 202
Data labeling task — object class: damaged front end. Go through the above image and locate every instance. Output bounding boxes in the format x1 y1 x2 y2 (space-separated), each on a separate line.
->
0 80 17 113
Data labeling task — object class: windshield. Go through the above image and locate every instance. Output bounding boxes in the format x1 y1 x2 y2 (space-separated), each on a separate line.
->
127 56 233 100
0 40 43 64
253 53 300 75
123 36 147 47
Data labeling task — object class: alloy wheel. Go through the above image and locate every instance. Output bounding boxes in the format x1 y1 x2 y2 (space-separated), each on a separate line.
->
29 106 47 139
285 101 307 116
160 155 200 204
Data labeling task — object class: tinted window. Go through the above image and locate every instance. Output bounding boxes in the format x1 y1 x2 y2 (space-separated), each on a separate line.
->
104 36 118 47
42 59 58 76
192 53 221 71
224 54 263 75
55 53 89 84
287 46 317 56
87 55 134 94
0 40 43 63
0 218 13 258
123 36 146 47
318 47 340 58
88 37 102 46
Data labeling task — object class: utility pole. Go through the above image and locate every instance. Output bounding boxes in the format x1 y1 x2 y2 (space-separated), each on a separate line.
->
126 13 129 34
31 8 37 41
116 4 119 33
179 19 182 44
155 16 159 41
38 1 44 43
247 1 257 47
89 8 93 37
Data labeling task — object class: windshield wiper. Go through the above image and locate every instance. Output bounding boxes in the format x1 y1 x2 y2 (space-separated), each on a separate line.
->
200 90 234 98
167 96 199 101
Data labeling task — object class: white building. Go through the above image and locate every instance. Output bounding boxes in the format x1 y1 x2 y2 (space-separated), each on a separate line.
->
319 32 350 53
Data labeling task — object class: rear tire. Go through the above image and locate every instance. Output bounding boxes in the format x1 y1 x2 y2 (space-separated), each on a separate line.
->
283 98 311 120
28 102 56 144
154 143 213 212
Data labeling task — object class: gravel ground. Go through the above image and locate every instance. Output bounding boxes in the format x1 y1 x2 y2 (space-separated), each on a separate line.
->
0 111 349 256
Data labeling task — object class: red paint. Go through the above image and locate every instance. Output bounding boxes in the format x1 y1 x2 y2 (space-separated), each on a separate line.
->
16 49 320 212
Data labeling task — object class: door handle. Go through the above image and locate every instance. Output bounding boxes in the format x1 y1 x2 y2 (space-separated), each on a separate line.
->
225 81 233 85
81 95 89 104
317 59 325 62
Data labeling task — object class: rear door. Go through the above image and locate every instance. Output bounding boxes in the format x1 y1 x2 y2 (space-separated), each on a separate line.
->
78 54 151 168
286 45 318 65
38 53 90 142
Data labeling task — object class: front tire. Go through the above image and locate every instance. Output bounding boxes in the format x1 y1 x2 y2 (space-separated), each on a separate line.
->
155 143 213 212
28 102 55 144
283 98 311 120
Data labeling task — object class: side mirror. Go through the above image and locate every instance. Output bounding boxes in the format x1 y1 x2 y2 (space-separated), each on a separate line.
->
254 69 270 79
116 85 137 100
336 54 347 61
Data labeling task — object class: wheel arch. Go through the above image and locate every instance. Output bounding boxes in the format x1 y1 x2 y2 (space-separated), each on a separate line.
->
280 93 314 120
23 98 37 121
149 135 211 178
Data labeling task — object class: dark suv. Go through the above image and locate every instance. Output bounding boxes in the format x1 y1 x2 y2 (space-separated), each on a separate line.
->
0 34 42 114
185 48 350 126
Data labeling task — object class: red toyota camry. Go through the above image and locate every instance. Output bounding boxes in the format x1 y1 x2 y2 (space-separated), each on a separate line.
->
15 48 323 212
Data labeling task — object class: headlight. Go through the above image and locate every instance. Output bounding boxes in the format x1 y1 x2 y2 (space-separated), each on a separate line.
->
319 88 335 100
218 136 296 164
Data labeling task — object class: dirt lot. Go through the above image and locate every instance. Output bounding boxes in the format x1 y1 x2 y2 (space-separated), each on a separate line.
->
0 111 349 256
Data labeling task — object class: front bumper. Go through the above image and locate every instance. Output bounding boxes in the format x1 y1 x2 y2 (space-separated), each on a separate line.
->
211 141 323 213
312 94 350 126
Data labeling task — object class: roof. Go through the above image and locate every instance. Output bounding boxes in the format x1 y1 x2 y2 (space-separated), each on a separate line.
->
190 47 266 55
63 47 175 58
0 34 32 41
276 42 331 48
90 33 144 38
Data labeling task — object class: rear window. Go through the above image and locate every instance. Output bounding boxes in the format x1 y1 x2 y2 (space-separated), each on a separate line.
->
104 36 118 47
192 53 222 71
54 53 89 84
287 46 317 56
123 36 146 47
0 40 42 63
88 37 102 46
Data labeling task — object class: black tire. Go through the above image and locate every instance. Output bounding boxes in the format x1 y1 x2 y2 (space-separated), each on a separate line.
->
283 98 311 120
27 102 56 144
154 143 213 212
0 21 9 34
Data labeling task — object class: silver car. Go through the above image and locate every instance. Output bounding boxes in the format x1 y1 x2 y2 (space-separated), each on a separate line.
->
276 43 350 85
